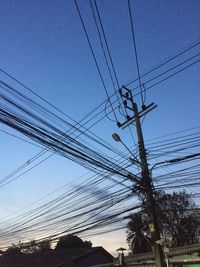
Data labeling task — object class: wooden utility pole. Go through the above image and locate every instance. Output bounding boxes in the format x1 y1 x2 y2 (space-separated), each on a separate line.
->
117 86 166 267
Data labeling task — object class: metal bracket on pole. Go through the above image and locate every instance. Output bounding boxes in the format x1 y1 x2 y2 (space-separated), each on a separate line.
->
117 86 157 129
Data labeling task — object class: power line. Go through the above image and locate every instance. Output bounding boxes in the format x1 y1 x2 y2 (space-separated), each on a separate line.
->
127 0 144 105
125 39 200 86
74 0 118 121
0 42 199 189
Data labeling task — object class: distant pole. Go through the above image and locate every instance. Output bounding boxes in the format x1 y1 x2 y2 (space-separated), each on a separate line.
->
116 87 166 267
116 247 126 266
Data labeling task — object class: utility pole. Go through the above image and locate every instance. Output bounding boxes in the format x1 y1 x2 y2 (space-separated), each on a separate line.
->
117 86 166 267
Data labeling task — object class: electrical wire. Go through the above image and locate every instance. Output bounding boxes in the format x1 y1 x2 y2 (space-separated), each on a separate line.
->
127 0 144 105
74 0 118 122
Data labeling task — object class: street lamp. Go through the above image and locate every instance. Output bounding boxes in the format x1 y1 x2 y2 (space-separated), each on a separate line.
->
112 133 121 142
112 133 141 166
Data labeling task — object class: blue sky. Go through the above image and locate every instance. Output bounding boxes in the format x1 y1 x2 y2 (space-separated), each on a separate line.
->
0 0 199 253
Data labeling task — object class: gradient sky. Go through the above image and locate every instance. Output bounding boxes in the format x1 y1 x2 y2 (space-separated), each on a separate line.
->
0 0 199 254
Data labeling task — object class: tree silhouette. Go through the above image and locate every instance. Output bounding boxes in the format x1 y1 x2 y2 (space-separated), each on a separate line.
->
22 240 51 254
127 190 200 254
55 234 92 250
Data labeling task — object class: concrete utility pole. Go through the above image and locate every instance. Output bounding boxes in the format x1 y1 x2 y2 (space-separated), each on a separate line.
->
117 86 166 267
